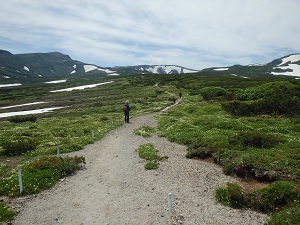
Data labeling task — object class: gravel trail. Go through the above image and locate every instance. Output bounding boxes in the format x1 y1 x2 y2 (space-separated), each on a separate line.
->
11 112 268 225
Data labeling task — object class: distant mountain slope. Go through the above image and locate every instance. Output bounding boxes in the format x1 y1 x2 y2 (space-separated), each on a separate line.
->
268 54 300 76
203 53 300 77
111 65 199 75
0 50 112 82
0 50 199 83
1 49 299 84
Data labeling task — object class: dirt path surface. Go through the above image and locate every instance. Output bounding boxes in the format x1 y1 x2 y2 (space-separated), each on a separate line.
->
11 112 268 225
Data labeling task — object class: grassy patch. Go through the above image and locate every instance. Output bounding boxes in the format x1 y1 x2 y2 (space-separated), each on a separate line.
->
0 155 85 197
156 94 300 182
134 126 157 137
136 143 167 170
216 181 300 224
0 202 16 224
144 161 159 170
137 143 162 161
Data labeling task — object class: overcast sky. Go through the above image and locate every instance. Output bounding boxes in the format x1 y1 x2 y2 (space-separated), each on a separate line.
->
1 0 300 70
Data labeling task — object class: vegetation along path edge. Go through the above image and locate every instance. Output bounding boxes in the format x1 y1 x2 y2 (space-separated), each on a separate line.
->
10 113 268 225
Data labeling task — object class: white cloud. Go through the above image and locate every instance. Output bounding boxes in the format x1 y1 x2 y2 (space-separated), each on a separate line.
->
0 0 300 69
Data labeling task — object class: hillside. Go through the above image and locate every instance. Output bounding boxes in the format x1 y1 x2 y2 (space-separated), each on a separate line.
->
1 49 300 86
203 53 300 77
0 50 199 83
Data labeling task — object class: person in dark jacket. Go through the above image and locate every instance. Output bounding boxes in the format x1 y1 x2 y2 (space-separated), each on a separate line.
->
123 100 131 123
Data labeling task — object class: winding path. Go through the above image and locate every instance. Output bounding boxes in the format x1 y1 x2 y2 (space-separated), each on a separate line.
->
11 112 268 225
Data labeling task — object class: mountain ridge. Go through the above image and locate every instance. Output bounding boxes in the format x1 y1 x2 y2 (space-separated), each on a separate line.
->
0 50 199 83
204 53 300 77
0 49 300 83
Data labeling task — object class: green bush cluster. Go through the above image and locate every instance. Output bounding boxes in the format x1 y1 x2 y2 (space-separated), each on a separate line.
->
200 86 226 100
136 143 167 170
246 181 300 213
185 146 213 159
137 143 162 161
1 136 39 156
0 155 85 197
8 115 37 123
144 161 159 170
269 203 300 225
216 181 300 224
215 183 244 208
222 81 300 116
229 131 283 148
0 202 16 223
134 126 157 137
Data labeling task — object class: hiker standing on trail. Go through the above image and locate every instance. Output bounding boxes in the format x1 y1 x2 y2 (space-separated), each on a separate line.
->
179 92 182 99
123 100 131 123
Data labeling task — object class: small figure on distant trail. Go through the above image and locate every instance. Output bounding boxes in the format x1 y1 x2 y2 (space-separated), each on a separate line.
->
179 92 182 99
123 100 131 123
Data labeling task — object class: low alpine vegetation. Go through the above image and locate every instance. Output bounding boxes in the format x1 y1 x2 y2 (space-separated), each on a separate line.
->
134 126 157 137
136 143 167 170
216 181 300 224
0 202 16 224
0 155 85 197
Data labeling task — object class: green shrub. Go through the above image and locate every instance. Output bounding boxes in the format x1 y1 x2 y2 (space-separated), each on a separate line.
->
134 126 157 137
144 161 159 170
1 136 39 156
216 181 300 224
8 115 37 123
101 116 109 121
215 183 245 208
185 147 214 159
0 156 85 197
245 181 300 213
269 203 300 225
229 131 283 148
0 202 16 223
137 144 162 160
200 86 226 100
221 100 252 116
136 144 167 170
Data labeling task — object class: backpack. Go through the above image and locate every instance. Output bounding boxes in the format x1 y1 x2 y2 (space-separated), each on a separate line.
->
123 105 128 112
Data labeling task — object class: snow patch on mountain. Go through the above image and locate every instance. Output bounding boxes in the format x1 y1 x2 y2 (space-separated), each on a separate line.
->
50 81 114 92
0 107 66 118
271 54 300 76
23 66 29 71
0 83 22 88
213 68 229 71
272 64 300 76
46 79 67 84
278 54 300 66
0 102 48 109
84 65 116 73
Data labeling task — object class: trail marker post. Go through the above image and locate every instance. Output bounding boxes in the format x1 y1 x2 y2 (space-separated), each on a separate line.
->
57 147 60 157
136 150 140 163
92 130 95 139
18 168 23 194
168 192 172 213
